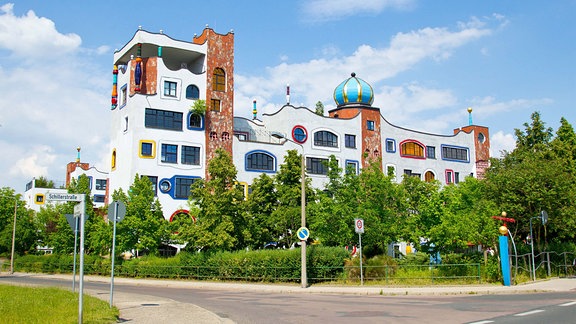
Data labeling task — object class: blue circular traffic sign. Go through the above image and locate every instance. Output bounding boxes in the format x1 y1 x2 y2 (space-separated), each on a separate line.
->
297 227 310 241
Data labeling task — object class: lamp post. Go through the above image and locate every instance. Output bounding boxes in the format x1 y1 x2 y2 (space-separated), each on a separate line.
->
272 132 307 288
10 199 17 275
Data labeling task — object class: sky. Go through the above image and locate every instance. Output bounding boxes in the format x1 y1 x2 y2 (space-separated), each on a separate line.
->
0 0 574 193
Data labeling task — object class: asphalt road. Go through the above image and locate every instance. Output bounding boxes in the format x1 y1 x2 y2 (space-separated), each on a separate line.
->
2 275 575 323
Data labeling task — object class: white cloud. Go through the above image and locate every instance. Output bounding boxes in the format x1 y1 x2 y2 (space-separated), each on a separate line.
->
0 3 81 60
235 17 494 120
301 0 416 22
469 96 554 119
490 131 516 158
0 4 110 192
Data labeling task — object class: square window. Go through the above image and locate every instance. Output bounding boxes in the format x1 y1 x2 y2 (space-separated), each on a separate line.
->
181 146 200 165
426 146 436 159
345 134 356 148
367 120 375 131
164 81 177 97
386 139 396 153
120 85 127 108
95 179 107 191
345 160 359 174
161 144 178 163
140 141 155 158
211 99 221 112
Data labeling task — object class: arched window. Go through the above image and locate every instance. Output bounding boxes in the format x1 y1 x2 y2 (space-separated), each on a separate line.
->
210 131 218 140
246 151 275 172
425 171 435 182
186 85 200 99
314 130 338 148
188 113 202 129
213 68 225 91
221 132 230 141
400 140 425 159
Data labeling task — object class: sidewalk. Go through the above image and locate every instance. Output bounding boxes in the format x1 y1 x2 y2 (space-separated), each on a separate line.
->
5 273 576 323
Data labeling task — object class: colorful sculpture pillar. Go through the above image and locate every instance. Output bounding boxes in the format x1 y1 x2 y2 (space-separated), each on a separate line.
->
134 43 142 92
498 225 511 286
492 211 515 286
252 100 257 120
111 65 118 109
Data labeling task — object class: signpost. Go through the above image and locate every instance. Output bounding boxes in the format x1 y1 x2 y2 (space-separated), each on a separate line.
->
355 219 364 285
47 193 85 323
108 201 126 307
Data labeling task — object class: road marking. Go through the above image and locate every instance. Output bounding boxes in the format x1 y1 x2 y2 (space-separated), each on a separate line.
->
559 301 576 307
514 310 545 316
468 321 494 324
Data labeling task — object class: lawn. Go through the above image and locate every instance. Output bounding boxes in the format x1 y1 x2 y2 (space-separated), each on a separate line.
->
0 284 118 323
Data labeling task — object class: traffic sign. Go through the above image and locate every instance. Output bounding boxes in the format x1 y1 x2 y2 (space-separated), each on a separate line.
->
355 218 364 233
108 201 126 222
297 227 310 241
46 193 83 202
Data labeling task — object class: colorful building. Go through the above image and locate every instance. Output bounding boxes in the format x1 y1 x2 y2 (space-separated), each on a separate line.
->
104 27 489 221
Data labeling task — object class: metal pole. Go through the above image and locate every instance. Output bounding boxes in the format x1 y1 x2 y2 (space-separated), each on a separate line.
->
359 233 363 286
110 203 118 307
78 197 86 324
300 153 307 288
72 216 78 292
507 228 518 284
529 217 536 281
10 199 17 275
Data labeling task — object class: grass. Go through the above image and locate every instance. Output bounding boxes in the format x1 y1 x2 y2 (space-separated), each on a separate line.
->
0 284 118 324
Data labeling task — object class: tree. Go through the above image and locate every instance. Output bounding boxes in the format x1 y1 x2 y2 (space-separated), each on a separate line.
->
485 113 576 248
242 173 279 249
0 188 37 255
183 148 246 252
271 149 314 248
34 176 56 189
114 175 169 256
315 101 324 116
308 156 359 248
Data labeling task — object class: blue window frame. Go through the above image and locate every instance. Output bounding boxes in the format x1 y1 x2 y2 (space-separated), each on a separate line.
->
441 145 469 162
246 151 275 172
386 138 396 153
175 177 196 199
345 160 359 174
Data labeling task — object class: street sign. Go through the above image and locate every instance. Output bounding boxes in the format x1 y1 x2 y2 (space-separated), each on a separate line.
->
541 210 548 225
108 201 126 222
74 203 83 217
355 218 364 233
46 193 83 202
65 213 89 232
297 227 310 241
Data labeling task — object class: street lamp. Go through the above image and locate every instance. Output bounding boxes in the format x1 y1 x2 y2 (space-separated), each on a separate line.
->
271 132 307 288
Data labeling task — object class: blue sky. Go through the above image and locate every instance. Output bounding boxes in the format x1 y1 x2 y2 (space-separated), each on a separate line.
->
0 0 574 192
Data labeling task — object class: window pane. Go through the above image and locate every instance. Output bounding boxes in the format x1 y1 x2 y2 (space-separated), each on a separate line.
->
314 131 338 147
145 108 183 131
181 146 200 165
175 177 195 199
161 144 178 163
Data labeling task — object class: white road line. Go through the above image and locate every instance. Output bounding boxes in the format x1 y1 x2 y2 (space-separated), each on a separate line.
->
514 309 545 316
559 301 576 307
468 321 494 324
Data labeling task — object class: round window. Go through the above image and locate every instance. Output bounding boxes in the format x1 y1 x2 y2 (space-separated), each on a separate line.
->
478 132 486 143
292 126 308 144
159 180 171 193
